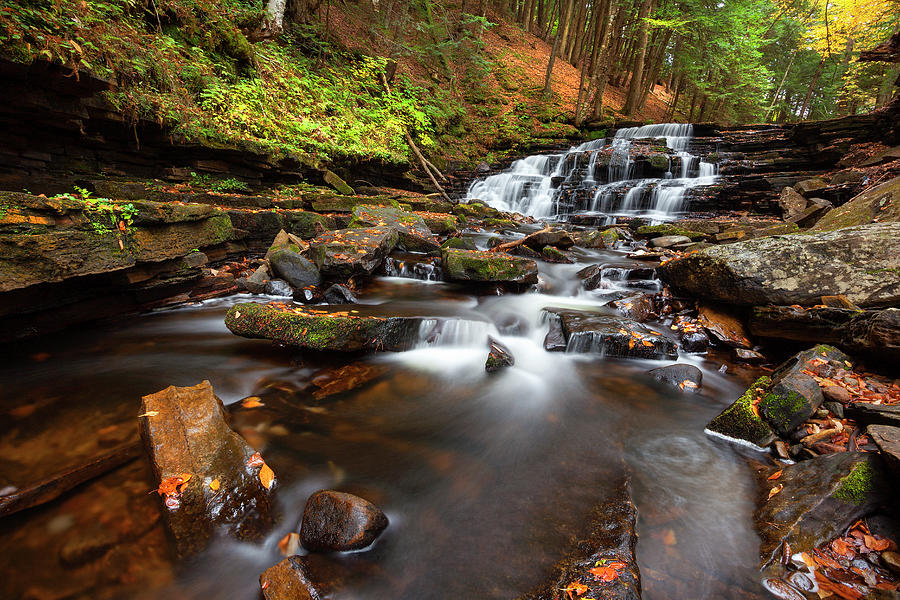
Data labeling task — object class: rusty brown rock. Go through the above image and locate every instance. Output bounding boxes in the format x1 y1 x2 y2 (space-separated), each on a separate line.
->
260 556 321 600
300 490 388 552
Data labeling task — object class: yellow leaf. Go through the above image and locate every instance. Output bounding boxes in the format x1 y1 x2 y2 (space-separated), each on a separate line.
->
259 463 275 490
209 478 220 491
768 483 784 500
138 411 159 417
242 397 264 408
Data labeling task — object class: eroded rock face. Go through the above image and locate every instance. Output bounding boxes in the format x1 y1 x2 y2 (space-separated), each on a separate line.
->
304 227 399 279
842 308 900 364
544 308 677 359
657 223 900 308
225 302 428 352
138 381 273 558
754 452 888 568
441 248 538 285
300 490 388 552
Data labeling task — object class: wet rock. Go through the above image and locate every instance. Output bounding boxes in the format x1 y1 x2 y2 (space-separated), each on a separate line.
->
476 161 491 173
264 279 294 297
485 336 515 373
349 205 439 253
762 578 806 600
842 308 900 364
225 302 430 352
304 227 399 279
812 175 900 232
285 211 335 240
265 229 309 262
706 376 777 448
754 452 888 568
650 235 691 248
139 381 274 558
733 348 765 363
440 236 478 251
59 527 118 567
758 372 824 437
441 248 538 285
540 245 573 263
260 556 321 600
679 329 709 353
657 223 900 308
416 212 458 235
647 364 702 392
323 284 357 304
868 425 900 479
610 294 655 323
749 305 858 345
521 228 575 250
543 308 677 359
294 286 324 304
845 403 900 428
245 264 270 294
300 490 388 552
512 245 543 259
269 248 321 289
698 304 752 349
543 316 568 351
778 186 808 220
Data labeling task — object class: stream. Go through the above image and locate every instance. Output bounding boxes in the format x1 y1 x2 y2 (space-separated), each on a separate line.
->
0 126 773 600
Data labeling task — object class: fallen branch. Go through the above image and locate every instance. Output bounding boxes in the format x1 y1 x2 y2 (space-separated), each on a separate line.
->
489 225 553 253
801 427 841 446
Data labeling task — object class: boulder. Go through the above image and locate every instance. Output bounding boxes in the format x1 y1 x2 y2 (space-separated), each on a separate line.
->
269 248 321 289
260 556 322 600
543 308 678 359
245 264 270 294
265 229 308 262
485 336 515 373
733 348 766 363
323 284 357 304
706 376 777 448
543 316 567 351
226 302 431 352
440 236 478 251
758 371 823 437
867 425 900 480
812 176 900 232
349 205 439 253
138 381 273 558
323 169 355 195
650 235 691 248
540 245 573 263
285 211 335 240
441 248 538 285
657 224 900 308
778 187 808 220
680 329 710 353
305 227 399 280
610 294 655 322
264 279 294 297
842 308 900 364
300 490 388 552
647 364 702 392
794 177 828 197
521 228 575 250
754 452 888 568
698 304 752 348
414 211 458 235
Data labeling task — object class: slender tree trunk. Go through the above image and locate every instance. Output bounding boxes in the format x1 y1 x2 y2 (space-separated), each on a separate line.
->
666 73 683 120
542 0 573 97
623 0 653 115
799 57 825 120
556 0 576 60
637 28 671 111
567 2 589 64
765 50 796 122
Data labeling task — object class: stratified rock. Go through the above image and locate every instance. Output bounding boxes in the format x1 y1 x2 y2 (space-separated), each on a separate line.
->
349 205 439 253
842 308 900 364
647 364 702 392
264 279 294 297
139 381 273 558
749 305 859 344
441 248 538 285
754 452 888 568
225 302 431 352
778 187 808 220
269 248 321 289
305 227 399 279
845 403 900 428
794 178 828 196
706 376 776 448
657 224 900 308
260 556 321 600
758 372 823 437
300 490 388 552
812 176 900 232
485 336 515 373
543 308 677 359
868 425 900 480
650 235 691 248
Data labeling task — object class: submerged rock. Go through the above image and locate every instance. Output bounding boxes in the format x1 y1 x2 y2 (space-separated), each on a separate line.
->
323 284 357 305
543 308 678 359
305 227 399 279
260 556 322 600
138 381 274 558
657 223 900 308
754 452 888 568
441 248 538 285
485 336 515 373
706 376 776 447
647 364 702 392
225 302 429 352
300 490 388 552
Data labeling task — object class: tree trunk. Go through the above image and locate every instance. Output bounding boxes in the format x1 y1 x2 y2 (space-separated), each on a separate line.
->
765 50 796 122
799 57 825 120
567 1 589 64
637 28 671 111
542 0 574 97
622 0 653 116
262 0 288 35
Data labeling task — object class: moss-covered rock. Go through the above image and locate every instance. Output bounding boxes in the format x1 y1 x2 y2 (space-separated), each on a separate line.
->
705 376 776 448
413 211 458 235
440 248 538 285
348 205 439 253
811 175 900 232
636 224 706 240
440 236 478 251
758 372 823 437
482 218 516 229
305 194 397 213
225 302 428 352
285 211 335 239
304 226 399 279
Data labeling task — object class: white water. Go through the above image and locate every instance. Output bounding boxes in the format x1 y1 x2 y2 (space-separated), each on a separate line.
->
466 123 718 223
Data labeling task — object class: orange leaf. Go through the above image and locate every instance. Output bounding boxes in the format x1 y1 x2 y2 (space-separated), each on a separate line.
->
259 463 276 490
831 538 855 559
242 397 264 408
767 470 784 480
209 478 220 491
561 580 588 599
864 534 890 552
589 560 627 582
246 452 265 468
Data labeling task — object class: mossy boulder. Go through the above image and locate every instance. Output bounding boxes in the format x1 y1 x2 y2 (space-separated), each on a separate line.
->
811 175 900 232
322 169 355 195
414 211 458 235
758 372 823 437
440 236 478 251
304 226 399 280
705 376 776 448
225 302 428 352
441 248 538 285
348 205 439 253
754 452 888 568
305 194 396 213
285 211 335 239
657 223 900 307
636 224 706 240
482 218 517 229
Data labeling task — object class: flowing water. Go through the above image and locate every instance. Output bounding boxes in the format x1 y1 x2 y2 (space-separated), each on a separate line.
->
0 236 768 600
466 123 719 224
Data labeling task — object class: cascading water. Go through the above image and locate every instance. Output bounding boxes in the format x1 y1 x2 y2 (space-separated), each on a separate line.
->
466 123 718 223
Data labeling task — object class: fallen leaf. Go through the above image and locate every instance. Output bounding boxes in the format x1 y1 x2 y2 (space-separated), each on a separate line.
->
590 560 627 582
138 411 159 418
864 534 890 551
662 529 676 546
242 397 264 408
768 470 784 481
277 532 300 556
209 478 220 491
246 452 265 468
561 580 588 599
831 538 855 559
259 463 275 490
768 484 784 500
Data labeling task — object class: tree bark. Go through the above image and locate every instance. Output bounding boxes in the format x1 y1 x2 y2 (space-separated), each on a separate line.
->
622 0 653 116
799 57 825 120
542 0 574 97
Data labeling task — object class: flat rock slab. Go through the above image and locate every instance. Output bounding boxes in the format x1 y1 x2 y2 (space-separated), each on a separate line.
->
657 223 900 308
544 308 678 359
845 403 900 427
305 226 398 279
812 175 900 232
749 305 860 344
754 452 888 568
226 302 437 352
868 425 900 479
441 248 538 285
349 205 439 252
139 380 274 558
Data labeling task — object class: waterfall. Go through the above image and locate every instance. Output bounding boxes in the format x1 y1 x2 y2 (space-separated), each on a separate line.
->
465 123 718 223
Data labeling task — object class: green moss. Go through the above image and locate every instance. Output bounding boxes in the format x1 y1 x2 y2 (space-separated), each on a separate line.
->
441 248 536 283
482 218 515 228
834 461 874 505
637 224 705 240
649 154 670 170
760 389 807 433
706 376 775 446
